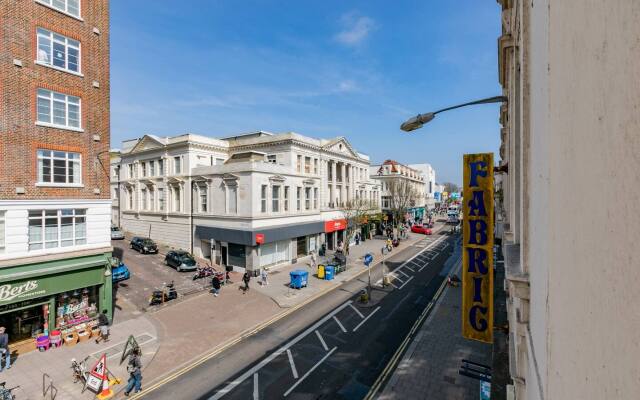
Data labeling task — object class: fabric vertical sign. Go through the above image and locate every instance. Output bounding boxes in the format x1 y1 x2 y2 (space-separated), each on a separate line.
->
462 153 494 343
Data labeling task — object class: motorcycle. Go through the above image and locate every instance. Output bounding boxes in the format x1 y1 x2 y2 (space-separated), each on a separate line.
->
192 265 215 280
149 281 178 306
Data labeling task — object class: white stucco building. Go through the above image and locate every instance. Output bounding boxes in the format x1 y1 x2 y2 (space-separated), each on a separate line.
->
112 131 381 273
496 1 640 399
370 160 426 222
408 163 436 210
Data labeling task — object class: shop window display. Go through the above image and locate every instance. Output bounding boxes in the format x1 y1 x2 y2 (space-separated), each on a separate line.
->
0 305 46 343
56 287 98 329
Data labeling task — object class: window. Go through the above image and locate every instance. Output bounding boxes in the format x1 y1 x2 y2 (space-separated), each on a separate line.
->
267 155 277 164
37 150 81 185
37 0 80 18
0 212 5 254
297 187 302 211
128 164 134 179
216 158 225 165
197 155 208 166
149 160 155 176
261 185 268 213
305 187 311 210
314 188 318 209
36 27 80 73
158 188 165 212
28 209 86 251
37 88 81 130
272 186 280 212
149 188 155 211
173 186 181 212
174 157 181 174
127 188 134 210
304 157 311 174
158 159 164 176
284 186 290 212
199 186 207 213
140 188 147 210
141 162 147 177
297 155 302 172
227 185 238 214
314 159 318 174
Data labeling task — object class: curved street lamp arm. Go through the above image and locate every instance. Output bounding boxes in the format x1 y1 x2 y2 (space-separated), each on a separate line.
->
433 96 508 115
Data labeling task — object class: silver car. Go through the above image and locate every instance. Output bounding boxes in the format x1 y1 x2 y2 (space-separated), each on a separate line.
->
111 226 125 240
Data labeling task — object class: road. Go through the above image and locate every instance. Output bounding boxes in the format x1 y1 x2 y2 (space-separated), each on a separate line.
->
136 229 459 400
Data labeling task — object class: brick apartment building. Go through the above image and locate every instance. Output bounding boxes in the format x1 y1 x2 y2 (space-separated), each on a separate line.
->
0 0 112 354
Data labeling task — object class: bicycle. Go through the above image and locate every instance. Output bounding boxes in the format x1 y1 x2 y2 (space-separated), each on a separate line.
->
70 356 90 384
0 382 19 400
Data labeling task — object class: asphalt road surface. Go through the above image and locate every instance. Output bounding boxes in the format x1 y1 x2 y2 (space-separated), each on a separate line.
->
139 230 459 400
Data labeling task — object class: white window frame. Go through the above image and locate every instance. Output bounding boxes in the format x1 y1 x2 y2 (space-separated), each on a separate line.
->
36 149 82 187
127 188 134 210
36 88 82 132
227 185 238 214
0 211 5 254
140 188 147 211
261 185 268 213
158 159 164 176
149 187 155 212
174 156 182 175
35 0 82 20
297 187 302 211
141 161 147 177
149 160 155 176
199 186 208 213
158 188 165 212
128 164 134 179
305 187 311 210
173 186 181 212
272 185 280 213
267 155 277 164
284 186 290 212
314 188 318 209
28 209 86 251
36 27 82 75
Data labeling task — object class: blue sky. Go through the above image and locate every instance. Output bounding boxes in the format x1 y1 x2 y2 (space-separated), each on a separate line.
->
110 1 501 184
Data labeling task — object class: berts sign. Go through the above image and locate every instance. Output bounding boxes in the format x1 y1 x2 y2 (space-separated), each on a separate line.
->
0 281 40 302
324 219 347 233
462 153 494 344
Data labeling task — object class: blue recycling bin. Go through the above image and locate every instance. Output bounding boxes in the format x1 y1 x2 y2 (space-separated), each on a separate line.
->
324 265 335 281
289 270 309 289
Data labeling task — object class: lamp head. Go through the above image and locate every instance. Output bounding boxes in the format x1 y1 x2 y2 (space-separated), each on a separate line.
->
400 113 435 132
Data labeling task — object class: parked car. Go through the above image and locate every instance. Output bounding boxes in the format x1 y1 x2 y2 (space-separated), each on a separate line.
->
109 257 130 283
130 237 158 254
111 226 125 240
411 225 433 235
164 250 197 272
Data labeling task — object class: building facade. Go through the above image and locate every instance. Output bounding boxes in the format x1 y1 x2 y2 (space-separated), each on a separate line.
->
408 163 436 210
0 0 112 354
496 1 640 399
112 131 381 273
370 160 426 222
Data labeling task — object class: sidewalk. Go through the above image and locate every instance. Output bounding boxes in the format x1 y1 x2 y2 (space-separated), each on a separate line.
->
378 261 492 400
253 232 425 307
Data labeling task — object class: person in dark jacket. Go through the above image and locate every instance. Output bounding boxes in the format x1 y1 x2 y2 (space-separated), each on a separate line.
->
0 327 10 371
211 275 221 297
95 310 110 344
124 348 142 396
242 272 251 293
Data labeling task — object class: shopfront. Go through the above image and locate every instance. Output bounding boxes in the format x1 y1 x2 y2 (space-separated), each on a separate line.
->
324 219 347 250
0 253 112 354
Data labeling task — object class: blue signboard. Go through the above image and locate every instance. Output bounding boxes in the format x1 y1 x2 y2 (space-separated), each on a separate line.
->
434 192 441 201
363 253 373 267
480 381 491 400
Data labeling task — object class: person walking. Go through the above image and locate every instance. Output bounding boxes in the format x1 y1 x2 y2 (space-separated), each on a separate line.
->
95 310 110 344
310 250 317 270
211 275 221 297
242 272 251 293
0 327 10 371
260 268 269 286
124 347 142 396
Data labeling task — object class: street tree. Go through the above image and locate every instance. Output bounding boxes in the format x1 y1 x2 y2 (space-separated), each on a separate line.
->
341 198 377 246
442 182 460 194
387 179 419 233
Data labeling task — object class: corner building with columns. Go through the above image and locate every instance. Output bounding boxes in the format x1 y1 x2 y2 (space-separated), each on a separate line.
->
112 131 381 274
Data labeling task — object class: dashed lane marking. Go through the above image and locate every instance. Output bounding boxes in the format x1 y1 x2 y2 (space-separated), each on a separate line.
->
253 373 259 400
398 276 414 290
287 349 299 379
315 330 329 351
333 316 347 333
353 306 382 332
283 347 337 397
398 270 410 278
349 304 365 319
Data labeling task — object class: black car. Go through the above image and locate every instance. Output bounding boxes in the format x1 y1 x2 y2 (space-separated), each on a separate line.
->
164 250 197 272
130 237 158 254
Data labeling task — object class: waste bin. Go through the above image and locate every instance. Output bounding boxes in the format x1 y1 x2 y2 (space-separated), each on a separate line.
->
317 264 325 279
290 270 309 289
324 265 335 281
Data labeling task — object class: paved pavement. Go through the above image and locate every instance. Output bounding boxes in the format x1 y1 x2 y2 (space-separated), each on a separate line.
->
377 245 493 400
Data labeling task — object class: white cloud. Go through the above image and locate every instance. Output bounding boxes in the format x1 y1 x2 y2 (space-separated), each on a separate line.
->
337 80 358 93
335 13 375 46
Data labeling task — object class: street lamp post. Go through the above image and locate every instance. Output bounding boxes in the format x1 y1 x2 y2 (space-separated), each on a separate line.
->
400 96 507 132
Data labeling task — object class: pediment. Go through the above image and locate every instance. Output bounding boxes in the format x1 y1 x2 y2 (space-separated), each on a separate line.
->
130 135 165 154
268 175 286 182
323 137 359 158
222 173 240 182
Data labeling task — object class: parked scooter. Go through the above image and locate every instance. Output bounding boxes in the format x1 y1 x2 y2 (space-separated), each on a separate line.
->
192 265 215 280
149 281 178 305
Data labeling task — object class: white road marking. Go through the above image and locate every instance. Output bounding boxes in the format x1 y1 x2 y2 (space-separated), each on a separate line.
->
349 304 365 319
209 301 353 400
397 270 410 278
398 276 414 289
315 330 329 351
353 306 382 332
389 281 400 289
389 273 404 283
283 347 337 397
418 263 429 272
287 349 299 379
333 316 347 333
404 265 415 272
253 373 259 400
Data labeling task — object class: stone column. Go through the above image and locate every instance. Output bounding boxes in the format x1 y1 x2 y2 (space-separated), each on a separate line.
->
340 163 346 206
331 161 337 207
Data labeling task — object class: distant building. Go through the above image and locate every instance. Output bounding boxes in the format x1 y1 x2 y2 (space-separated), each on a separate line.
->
370 160 426 222
111 131 381 272
408 163 436 209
